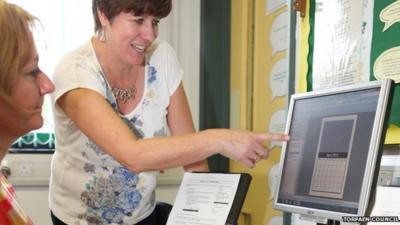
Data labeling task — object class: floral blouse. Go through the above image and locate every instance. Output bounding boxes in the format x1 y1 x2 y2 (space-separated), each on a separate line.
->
50 39 183 225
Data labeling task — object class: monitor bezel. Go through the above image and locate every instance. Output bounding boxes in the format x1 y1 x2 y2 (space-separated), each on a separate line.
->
273 79 394 222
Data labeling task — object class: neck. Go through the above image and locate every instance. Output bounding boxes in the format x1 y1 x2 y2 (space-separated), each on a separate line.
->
92 37 143 80
0 132 15 162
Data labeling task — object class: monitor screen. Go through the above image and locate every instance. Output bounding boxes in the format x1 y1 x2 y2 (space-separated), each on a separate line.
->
273 79 393 222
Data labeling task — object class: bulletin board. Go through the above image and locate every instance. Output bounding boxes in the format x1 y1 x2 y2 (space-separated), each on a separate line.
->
305 0 400 143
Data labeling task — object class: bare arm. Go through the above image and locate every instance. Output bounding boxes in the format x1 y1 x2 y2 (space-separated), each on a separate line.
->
167 83 209 172
57 88 289 173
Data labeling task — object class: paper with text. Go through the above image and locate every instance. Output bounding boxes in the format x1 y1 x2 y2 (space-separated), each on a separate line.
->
166 172 240 225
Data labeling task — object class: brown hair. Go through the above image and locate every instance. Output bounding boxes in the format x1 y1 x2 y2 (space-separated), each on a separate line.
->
92 0 172 32
0 0 36 107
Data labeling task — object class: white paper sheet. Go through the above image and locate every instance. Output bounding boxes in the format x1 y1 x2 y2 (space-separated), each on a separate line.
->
166 172 241 225
312 0 369 90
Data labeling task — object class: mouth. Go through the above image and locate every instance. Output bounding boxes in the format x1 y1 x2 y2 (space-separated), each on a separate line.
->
32 106 42 114
131 43 146 53
32 100 43 113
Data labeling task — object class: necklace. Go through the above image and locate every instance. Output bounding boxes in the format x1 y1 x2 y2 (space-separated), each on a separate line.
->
112 85 136 103
108 68 141 103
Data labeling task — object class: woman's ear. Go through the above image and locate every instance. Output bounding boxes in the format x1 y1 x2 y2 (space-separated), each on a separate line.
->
97 8 109 27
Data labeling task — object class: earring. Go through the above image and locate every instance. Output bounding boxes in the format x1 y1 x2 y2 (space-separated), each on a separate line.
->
98 28 106 42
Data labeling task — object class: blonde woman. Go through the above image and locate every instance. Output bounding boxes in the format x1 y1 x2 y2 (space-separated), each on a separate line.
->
0 1 54 223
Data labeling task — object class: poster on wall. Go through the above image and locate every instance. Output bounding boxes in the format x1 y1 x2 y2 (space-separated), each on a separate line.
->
265 0 287 15
308 0 400 126
270 10 288 56
370 0 400 125
269 58 289 101
311 0 368 91
268 109 287 149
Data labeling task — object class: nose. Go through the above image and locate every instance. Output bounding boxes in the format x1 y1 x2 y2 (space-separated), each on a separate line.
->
141 22 157 42
38 72 55 95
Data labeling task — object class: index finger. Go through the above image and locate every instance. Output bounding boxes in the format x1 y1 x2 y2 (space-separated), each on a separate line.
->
257 133 290 142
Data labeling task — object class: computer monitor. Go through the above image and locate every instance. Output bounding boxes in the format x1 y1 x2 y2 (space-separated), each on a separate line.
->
273 79 394 223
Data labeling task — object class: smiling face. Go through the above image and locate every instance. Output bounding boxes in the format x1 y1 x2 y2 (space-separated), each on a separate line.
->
100 11 160 66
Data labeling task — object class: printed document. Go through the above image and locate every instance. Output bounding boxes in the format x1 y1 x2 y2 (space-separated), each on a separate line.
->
166 172 240 225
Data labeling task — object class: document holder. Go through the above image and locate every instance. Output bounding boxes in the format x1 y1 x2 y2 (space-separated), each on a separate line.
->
166 172 252 225
225 172 252 225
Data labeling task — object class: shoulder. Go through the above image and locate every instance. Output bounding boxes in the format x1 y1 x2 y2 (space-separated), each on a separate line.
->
54 41 99 80
52 40 105 98
146 39 177 64
55 41 95 72
147 39 175 55
145 40 183 95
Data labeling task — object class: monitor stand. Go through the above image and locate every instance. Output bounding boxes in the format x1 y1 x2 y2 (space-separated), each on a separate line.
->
299 214 340 225
317 219 340 225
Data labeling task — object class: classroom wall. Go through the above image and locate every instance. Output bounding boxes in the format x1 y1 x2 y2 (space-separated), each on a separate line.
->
294 0 400 142
230 0 288 225
230 1 400 225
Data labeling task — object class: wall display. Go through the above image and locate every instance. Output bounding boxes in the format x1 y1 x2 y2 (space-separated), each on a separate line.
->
255 1 289 225
374 46 400 82
265 0 287 15
308 0 400 126
268 163 280 201
229 0 289 224
11 133 55 152
371 0 400 83
268 109 287 149
270 58 289 100
270 10 288 56
370 0 400 125
311 0 367 91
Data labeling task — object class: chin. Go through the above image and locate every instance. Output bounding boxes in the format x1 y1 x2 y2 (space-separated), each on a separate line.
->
25 116 44 132
128 55 145 65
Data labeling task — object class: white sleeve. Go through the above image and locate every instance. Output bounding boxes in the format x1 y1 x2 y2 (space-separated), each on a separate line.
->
148 41 183 96
53 55 105 103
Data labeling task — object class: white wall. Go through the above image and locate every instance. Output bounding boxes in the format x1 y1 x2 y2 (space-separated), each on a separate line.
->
160 0 201 129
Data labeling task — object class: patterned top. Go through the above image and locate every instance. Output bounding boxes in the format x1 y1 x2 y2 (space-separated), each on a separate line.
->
0 175 34 225
50 39 182 225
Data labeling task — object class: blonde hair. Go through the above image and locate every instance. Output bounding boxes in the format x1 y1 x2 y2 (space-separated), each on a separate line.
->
0 0 36 108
